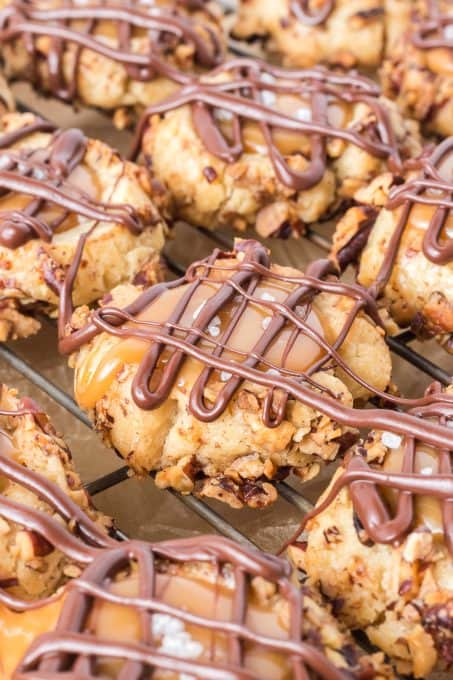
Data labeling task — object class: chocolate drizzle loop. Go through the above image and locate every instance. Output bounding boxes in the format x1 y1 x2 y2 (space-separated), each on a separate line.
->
0 395 115 611
14 536 351 680
412 15 453 50
0 120 144 250
132 58 402 190
61 239 453 452
0 0 222 102
384 137 453 268
285 382 453 557
290 0 334 25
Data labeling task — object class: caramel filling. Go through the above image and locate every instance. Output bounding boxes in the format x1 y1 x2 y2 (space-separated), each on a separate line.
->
426 46 453 76
383 444 444 539
0 598 63 680
404 199 453 243
91 571 292 679
0 161 102 237
217 91 350 157
76 266 326 409
0 571 294 678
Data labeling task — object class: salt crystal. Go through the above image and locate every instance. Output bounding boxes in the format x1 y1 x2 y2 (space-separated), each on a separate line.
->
215 108 233 121
220 371 232 381
260 292 275 302
420 466 433 475
262 317 271 330
260 72 276 84
261 90 276 107
444 23 453 40
266 368 280 376
159 632 203 659
152 614 184 637
296 108 311 121
381 431 402 449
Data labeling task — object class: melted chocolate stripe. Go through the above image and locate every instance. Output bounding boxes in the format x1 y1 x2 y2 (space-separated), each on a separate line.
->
131 58 402 190
290 0 334 26
61 240 453 450
0 120 144 250
0 0 221 101
412 15 453 49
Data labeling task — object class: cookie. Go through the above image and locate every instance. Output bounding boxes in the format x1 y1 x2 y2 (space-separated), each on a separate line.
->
332 138 453 351
135 59 420 235
232 0 385 70
381 0 453 137
0 0 225 127
9 535 393 679
289 384 453 678
0 112 168 341
63 238 397 508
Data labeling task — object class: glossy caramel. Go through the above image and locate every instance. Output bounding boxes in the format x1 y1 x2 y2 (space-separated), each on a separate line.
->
76 264 326 409
383 444 444 539
0 161 102 238
0 598 63 680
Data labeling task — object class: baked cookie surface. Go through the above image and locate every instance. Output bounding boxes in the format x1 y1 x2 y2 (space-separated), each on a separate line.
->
381 0 453 137
232 0 385 69
289 384 453 678
332 137 453 351
0 384 111 603
0 111 168 341
136 59 420 235
0 72 14 113
63 238 398 508
8 535 393 679
0 0 225 127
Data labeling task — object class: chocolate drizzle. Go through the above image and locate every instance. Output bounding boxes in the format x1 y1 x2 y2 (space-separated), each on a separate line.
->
132 58 402 191
412 14 453 50
0 392 115 611
14 536 355 680
0 119 145 250
60 239 453 451
287 382 453 556
0 0 223 102
290 0 334 26
369 137 453 300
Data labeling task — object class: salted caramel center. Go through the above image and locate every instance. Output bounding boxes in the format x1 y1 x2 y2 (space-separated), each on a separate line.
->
75 267 326 409
405 200 453 244
216 90 349 158
91 571 292 679
0 161 102 238
0 598 63 680
383 444 444 539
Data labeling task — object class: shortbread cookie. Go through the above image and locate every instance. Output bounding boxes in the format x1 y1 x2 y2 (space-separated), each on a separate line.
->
9 535 393 679
289 384 453 678
381 0 453 137
232 0 385 69
332 138 453 351
0 0 225 127
135 59 420 235
62 239 397 508
0 112 168 341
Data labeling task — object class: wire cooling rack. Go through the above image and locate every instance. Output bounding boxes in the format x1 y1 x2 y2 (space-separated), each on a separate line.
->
0 10 451 552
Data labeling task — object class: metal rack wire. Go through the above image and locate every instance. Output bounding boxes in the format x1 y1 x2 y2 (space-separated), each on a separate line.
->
0 15 451 552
